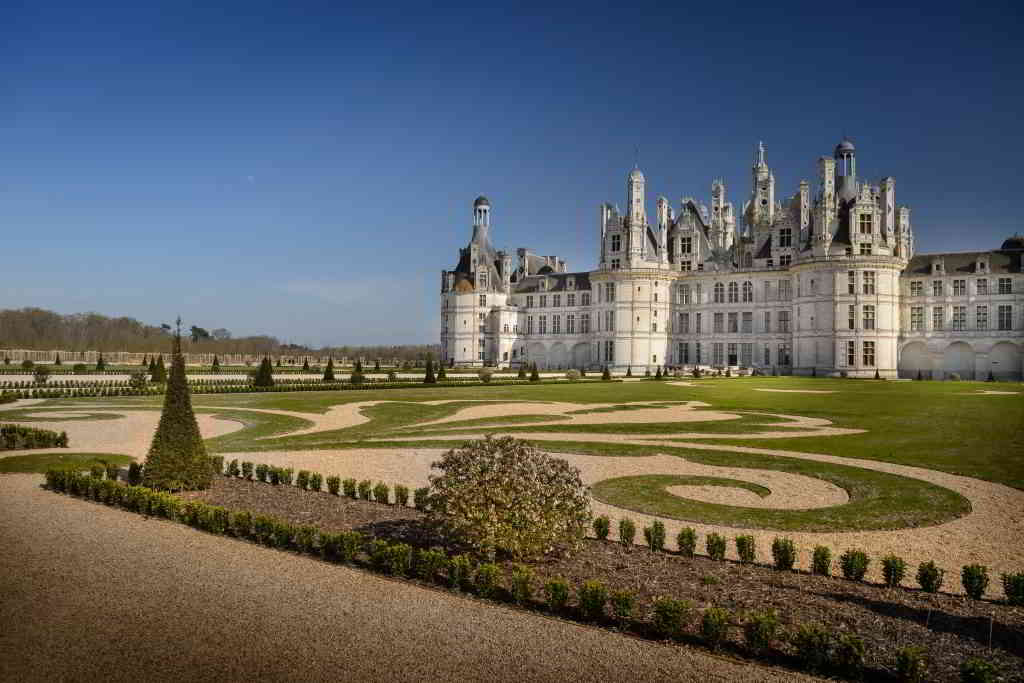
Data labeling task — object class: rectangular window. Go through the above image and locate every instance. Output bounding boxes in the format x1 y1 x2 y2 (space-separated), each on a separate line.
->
695 283 702 303
526 295 534 308
859 213 873 234
848 271 856 294
713 312 724 333
527 316 533 334
538 316 547 334
680 284 691 304
998 305 1012 330
976 279 988 295
581 292 591 306
695 342 702 364
863 341 875 367
998 278 1012 294
681 236 692 254
778 344 791 366
605 283 615 302
539 295 547 307
728 312 738 333
552 294 561 307
953 280 966 296
740 343 753 367
552 315 561 334
863 271 876 295
911 306 923 331
780 254 791 267
863 305 876 330
778 311 790 333
932 306 943 330
932 280 943 297
910 281 922 297
681 260 692 271
611 259 620 270
605 310 615 331
680 312 690 334
727 343 738 366
846 340 856 366
712 343 724 366
566 314 575 334
951 306 966 331
678 342 689 364
652 322 658 332
610 234 621 252
480 295 487 306
848 304 856 330
763 311 771 332
976 305 988 330
695 312 702 334
567 294 575 307
779 280 791 300
604 340 615 362
763 345 770 366
779 228 792 247
741 312 752 333
767 259 774 268
859 243 872 255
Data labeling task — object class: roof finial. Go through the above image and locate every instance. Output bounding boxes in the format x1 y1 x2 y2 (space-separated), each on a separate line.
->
633 144 639 169
756 140 766 166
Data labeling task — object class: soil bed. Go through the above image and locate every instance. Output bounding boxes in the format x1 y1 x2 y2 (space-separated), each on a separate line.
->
187 475 1024 683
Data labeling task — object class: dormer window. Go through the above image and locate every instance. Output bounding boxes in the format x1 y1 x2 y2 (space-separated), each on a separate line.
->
567 277 576 290
610 234 621 252
859 213 873 235
933 262 943 274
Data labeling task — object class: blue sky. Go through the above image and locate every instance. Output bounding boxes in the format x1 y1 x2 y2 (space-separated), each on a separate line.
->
3 1 1022 346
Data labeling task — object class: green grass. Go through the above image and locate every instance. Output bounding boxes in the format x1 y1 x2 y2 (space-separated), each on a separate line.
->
0 452 134 474
0 409 124 422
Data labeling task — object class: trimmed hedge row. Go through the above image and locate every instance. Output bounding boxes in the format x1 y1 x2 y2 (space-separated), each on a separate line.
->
43 467 1011 681
1 424 69 450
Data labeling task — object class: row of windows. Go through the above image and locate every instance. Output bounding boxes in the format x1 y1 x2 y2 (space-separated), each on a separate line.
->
520 292 593 308
909 305 1014 331
846 271 876 295
677 310 791 334
843 341 876 367
908 278 1013 297
676 342 791 367
524 314 592 335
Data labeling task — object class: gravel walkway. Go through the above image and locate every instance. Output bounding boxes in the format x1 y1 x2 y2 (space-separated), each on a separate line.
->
0 474 815 683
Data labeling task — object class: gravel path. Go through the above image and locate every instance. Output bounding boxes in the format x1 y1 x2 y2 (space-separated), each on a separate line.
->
0 474 814 683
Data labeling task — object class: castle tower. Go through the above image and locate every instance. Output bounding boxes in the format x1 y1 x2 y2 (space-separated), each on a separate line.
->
750 141 775 226
834 138 857 202
627 167 647 265
472 195 491 243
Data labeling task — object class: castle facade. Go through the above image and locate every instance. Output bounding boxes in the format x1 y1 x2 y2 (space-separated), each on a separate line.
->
441 139 1024 380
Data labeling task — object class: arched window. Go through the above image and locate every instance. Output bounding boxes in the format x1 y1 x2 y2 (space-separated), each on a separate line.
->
727 282 739 303
742 281 753 302
713 282 725 303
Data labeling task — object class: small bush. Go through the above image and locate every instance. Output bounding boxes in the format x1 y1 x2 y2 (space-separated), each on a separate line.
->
771 537 796 570
372 482 390 504
413 487 430 510
618 518 636 547
416 548 448 582
743 609 779 653
610 590 634 623
326 475 341 495
700 574 719 586
448 554 473 591
812 546 832 576
791 622 832 672
474 563 502 598
368 539 390 571
127 462 143 486
651 597 691 639
882 554 908 587
209 455 224 475
320 532 342 562
296 470 310 490
268 467 281 485
104 462 119 481
231 510 253 538
343 478 358 498
578 580 608 621
508 564 534 605
895 646 928 683
961 564 989 599
917 561 945 593
960 656 999 682
1002 571 1024 606
593 515 610 540
241 461 253 480
394 484 409 507
273 521 295 549
706 533 726 561
833 632 866 677
735 535 756 564
677 527 696 557
357 479 373 500
701 607 730 650
308 472 323 492
295 525 318 554
840 549 870 581
543 578 570 613
338 531 364 563
253 515 275 545
643 520 666 552
385 543 413 576
279 468 294 486
255 463 269 483
227 459 240 477
89 464 104 479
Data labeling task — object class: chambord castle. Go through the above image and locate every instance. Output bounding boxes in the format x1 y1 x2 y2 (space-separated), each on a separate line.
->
441 139 1024 380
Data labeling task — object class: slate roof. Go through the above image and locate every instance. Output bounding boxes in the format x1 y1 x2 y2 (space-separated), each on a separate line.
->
904 249 1023 275
513 271 592 294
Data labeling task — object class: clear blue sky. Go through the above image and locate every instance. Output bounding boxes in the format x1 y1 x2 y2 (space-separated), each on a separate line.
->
3 1 1022 346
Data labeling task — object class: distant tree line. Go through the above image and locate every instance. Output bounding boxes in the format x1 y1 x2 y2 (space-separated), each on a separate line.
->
0 307 438 361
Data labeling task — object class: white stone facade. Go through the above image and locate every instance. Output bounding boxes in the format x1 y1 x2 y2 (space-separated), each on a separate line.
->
441 139 1024 380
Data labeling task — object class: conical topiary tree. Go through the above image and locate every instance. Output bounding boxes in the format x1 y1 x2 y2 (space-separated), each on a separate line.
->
436 362 447 381
53 353 62 366
276 357 282 367
96 354 106 371
151 356 167 383
253 357 274 387
517 364 526 379
212 355 220 372
142 355 149 367
323 357 335 382
142 320 212 491
302 357 310 371
626 365 632 377
424 356 436 384
530 363 540 382
602 365 611 381
655 366 662 379
374 359 381 372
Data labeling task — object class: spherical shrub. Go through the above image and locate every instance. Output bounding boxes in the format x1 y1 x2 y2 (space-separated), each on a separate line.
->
565 369 580 381
426 436 591 561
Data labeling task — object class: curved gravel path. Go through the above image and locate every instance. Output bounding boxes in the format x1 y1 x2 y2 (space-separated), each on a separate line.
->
0 474 815 683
